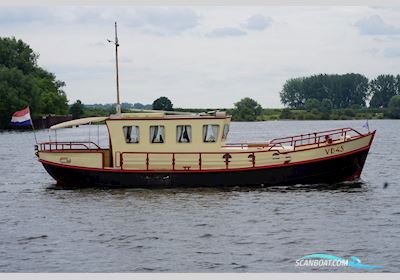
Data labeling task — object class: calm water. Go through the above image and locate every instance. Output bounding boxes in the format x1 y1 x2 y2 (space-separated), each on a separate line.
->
0 120 399 272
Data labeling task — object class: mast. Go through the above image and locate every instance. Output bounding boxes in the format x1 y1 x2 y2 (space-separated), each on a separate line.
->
108 22 121 115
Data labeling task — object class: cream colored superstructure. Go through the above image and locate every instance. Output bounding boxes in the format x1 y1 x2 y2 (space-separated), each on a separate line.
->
107 114 230 153
106 112 230 168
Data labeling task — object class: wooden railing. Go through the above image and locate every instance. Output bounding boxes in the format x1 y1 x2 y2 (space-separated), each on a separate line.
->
120 150 258 171
224 128 363 151
268 127 362 151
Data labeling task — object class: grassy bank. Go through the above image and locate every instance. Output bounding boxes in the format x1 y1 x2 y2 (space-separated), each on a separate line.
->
256 108 385 121
174 108 386 121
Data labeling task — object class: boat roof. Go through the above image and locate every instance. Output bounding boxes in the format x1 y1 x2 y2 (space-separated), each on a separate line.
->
50 116 109 130
50 111 229 129
109 111 228 120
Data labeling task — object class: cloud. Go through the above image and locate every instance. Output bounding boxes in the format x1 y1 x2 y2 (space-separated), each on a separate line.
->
369 6 400 11
206 27 247 38
124 7 200 35
355 15 400 35
242 14 273 31
89 41 106 47
0 7 200 36
383 47 400 58
365 48 380 56
0 7 52 24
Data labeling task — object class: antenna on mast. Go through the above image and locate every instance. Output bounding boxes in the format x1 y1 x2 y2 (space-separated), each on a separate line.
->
107 22 121 115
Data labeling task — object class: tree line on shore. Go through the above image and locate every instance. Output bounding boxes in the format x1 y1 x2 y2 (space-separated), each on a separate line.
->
279 73 400 120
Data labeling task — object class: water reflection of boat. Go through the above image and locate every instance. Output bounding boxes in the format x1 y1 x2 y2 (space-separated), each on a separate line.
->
36 113 375 188
34 23 375 188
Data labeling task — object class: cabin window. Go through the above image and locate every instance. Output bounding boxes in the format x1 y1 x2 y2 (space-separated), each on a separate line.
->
222 124 230 141
150 125 165 143
203 124 219 143
176 125 192 143
123 126 140 143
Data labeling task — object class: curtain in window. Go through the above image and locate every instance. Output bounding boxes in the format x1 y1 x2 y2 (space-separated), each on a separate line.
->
203 125 218 142
131 126 139 143
151 126 164 143
123 126 132 143
177 125 191 143
123 126 139 143
212 125 218 141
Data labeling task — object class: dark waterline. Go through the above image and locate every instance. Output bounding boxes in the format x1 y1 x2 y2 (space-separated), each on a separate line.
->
0 120 399 272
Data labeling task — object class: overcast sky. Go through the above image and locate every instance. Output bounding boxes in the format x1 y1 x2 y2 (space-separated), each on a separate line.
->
1 5 400 108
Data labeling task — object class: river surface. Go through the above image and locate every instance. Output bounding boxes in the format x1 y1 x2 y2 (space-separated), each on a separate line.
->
0 120 399 272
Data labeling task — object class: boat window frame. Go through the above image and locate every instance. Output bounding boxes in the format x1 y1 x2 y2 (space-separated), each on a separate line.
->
176 125 192 144
202 124 220 143
122 125 140 144
150 125 166 144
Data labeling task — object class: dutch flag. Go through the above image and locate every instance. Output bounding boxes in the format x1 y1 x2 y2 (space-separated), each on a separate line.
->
10 107 32 126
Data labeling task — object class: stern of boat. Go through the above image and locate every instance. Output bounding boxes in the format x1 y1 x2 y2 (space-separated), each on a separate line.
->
37 142 112 170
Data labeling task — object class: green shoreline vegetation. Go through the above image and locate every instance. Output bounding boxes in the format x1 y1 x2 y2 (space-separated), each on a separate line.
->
1 37 400 129
0 37 68 129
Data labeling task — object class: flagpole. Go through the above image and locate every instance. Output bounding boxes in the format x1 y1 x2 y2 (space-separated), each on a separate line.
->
28 107 38 144
362 119 370 133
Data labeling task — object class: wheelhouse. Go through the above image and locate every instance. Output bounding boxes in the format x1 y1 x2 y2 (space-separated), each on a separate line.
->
106 112 231 167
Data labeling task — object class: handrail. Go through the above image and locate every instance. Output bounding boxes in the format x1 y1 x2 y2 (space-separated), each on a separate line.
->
38 141 101 151
267 127 362 151
269 127 361 143
224 128 363 151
